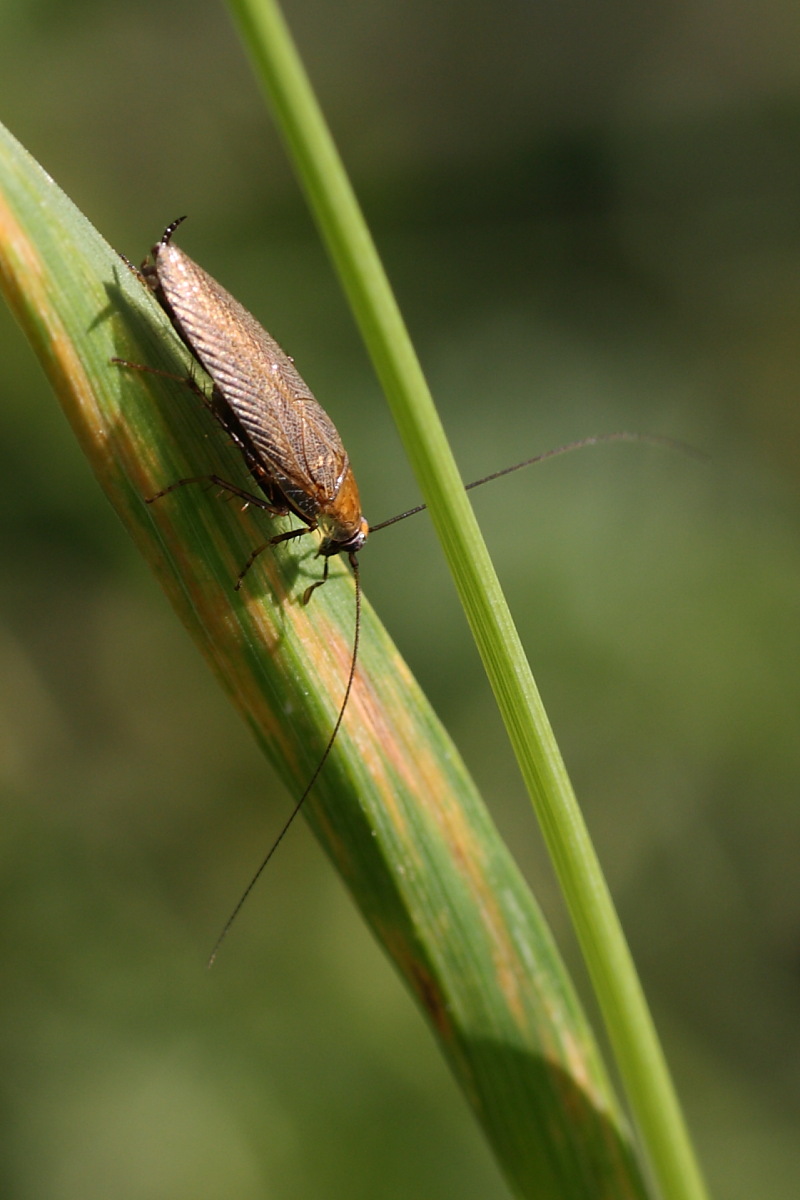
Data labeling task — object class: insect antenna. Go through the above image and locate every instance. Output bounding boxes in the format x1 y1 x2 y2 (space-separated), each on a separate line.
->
207 553 362 968
369 431 703 533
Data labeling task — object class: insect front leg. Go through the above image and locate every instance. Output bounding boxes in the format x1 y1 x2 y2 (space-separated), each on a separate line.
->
301 555 330 605
234 524 315 591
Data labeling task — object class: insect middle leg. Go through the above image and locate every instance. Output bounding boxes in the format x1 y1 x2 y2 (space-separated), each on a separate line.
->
112 358 320 593
146 473 282 511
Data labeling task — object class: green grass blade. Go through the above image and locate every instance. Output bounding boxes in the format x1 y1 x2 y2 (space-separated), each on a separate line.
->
223 3 710 1199
0 121 649 1198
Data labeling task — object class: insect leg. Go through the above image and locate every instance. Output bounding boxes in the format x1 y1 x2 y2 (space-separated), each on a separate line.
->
146 474 278 510
116 252 146 283
234 525 313 592
111 356 199 388
301 556 330 605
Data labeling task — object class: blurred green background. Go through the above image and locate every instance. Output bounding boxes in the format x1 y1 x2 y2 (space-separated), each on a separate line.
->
1 1 799 1197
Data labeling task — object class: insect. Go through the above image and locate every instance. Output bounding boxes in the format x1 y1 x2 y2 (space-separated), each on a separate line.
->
114 218 690 960
123 216 368 597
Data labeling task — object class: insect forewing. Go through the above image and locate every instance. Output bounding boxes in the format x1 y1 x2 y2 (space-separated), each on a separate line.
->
155 243 351 505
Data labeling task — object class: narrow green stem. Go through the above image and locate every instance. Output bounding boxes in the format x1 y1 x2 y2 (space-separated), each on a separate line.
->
225 2 710 1197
